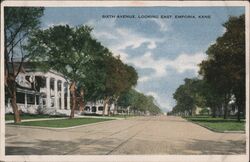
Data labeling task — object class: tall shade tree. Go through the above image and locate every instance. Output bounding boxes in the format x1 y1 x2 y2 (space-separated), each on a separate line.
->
4 7 44 123
199 14 245 120
172 78 205 116
100 56 138 115
26 25 110 118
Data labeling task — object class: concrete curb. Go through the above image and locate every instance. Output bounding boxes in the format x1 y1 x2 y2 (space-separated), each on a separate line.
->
183 118 245 134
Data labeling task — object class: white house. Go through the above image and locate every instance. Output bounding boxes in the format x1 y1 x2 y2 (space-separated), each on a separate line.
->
5 63 72 116
5 63 120 116
84 100 115 115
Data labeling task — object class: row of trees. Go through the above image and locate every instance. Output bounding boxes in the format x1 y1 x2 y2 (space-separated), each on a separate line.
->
170 14 245 121
4 7 161 123
26 24 139 119
118 89 162 115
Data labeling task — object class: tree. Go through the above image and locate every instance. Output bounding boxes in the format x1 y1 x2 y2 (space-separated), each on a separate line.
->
4 7 44 123
99 55 138 116
172 78 208 116
197 79 223 117
118 88 161 115
199 14 245 120
26 25 110 118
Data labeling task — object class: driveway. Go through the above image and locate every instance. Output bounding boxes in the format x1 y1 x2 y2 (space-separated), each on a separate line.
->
5 116 246 155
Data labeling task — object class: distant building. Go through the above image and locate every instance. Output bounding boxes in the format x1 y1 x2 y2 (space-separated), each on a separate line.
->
84 100 105 115
84 100 115 115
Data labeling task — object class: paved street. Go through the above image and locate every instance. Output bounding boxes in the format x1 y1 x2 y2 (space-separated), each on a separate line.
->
5 116 245 155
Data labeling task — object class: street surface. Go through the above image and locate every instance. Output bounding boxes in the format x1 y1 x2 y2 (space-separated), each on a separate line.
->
5 116 245 155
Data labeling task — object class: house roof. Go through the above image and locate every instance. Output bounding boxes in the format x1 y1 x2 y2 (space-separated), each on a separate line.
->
7 61 67 78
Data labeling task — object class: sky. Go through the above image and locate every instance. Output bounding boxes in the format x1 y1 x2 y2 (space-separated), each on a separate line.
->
40 7 245 112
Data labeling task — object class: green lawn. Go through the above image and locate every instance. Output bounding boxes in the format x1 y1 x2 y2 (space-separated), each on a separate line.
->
11 118 113 128
5 114 64 121
184 116 245 132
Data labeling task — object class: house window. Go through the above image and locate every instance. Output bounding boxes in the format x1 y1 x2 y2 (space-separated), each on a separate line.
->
98 106 104 111
27 94 35 104
16 92 25 104
50 79 54 90
92 106 97 112
58 81 61 91
85 106 90 111
36 95 39 104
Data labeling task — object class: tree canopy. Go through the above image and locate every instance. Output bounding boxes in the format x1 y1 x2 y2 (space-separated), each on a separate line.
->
26 24 139 117
4 7 44 123
26 25 112 117
171 14 245 121
199 14 245 120
118 89 161 115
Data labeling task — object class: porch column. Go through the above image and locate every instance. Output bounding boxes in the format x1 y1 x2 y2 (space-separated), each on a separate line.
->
61 81 65 109
34 95 37 106
46 76 51 108
24 93 27 108
54 79 58 109
67 83 70 110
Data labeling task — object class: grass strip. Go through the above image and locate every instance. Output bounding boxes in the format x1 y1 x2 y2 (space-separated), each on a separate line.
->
184 116 245 132
11 117 113 128
5 114 64 121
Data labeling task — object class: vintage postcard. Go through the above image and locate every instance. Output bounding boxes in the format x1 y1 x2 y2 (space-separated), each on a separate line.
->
0 1 249 162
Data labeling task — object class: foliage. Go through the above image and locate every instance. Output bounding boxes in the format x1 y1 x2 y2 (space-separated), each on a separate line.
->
172 78 204 116
199 14 245 120
4 7 44 123
26 24 139 117
118 89 161 115
171 14 245 122
26 25 111 117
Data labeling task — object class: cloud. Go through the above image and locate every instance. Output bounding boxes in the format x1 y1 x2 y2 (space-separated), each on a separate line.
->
42 21 69 29
127 51 206 83
84 17 206 112
150 19 170 32
146 91 159 99
87 19 162 55
221 26 227 34
138 76 150 82
128 52 167 81
146 91 172 112
166 52 206 73
106 27 159 50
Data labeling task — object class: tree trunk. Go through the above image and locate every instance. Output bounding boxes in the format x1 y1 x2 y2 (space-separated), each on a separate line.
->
223 102 229 119
223 95 230 119
218 105 222 117
237 106 241 122
69 81 76 119
79 88 84 112
11 89 21 123
102 97 109 116
8 78 21 123
212 106 216 118
236 98 243 122
113 96 119 116
107 104 111 116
